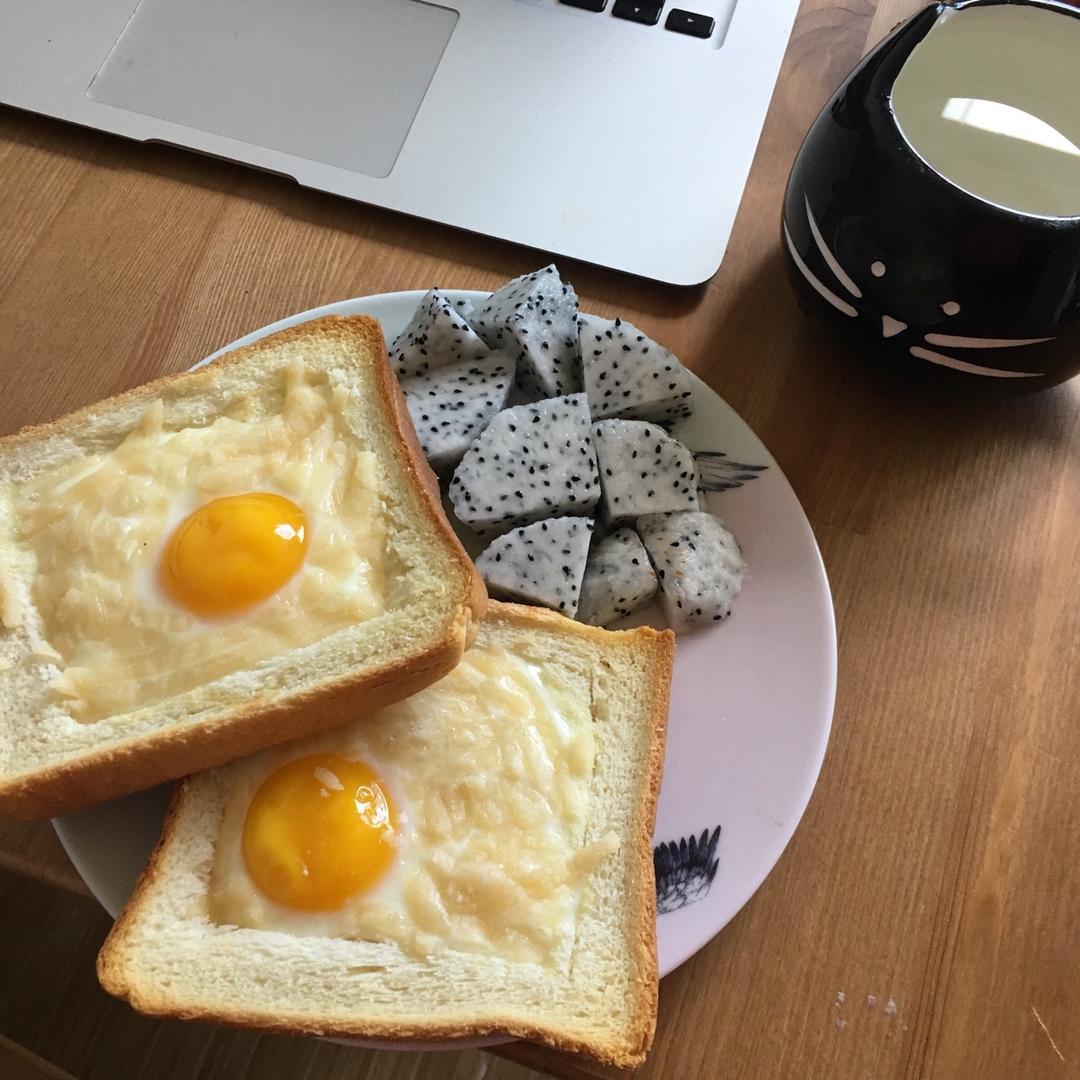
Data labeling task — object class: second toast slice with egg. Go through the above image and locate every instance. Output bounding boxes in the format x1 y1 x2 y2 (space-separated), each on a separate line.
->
0 316 485 817
98 602 673 1068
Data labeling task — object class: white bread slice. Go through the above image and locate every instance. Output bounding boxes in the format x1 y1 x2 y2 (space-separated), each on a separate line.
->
97 601 673 1068
0 316 486 818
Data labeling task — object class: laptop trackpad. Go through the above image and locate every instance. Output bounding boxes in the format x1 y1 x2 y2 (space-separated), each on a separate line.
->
88 0 458 179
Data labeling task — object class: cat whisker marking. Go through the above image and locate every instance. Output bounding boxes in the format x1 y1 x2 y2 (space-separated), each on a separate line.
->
923 333 1054 349
804 196 863 299
909 346 1042 378
783 222 857 318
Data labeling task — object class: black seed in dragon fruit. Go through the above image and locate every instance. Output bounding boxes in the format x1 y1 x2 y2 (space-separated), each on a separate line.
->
468 265 582 398
592 419 699 524
400 351 516 473
579 314 694 424
449 393 599 537
576 528 658 627
390 288 490 380
637 511 745 633
475 517 594 616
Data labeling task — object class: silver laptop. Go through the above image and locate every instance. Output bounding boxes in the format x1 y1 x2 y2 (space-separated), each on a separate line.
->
0 0 797 285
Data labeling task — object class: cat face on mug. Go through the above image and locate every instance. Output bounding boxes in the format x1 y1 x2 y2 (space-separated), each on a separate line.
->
784 195 1051 379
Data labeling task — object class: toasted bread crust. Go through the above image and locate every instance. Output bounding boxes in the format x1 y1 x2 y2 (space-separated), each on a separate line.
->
0 316 485 819
97 602 672 1068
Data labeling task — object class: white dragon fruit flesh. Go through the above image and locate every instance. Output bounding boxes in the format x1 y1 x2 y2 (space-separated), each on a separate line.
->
576 528 658 627
401 351 516 472
449 393 599 537
475 516 594 616
593 419 699 524
468 265 582 398
579 314 694 424
390 288 490 379
637 511 745 632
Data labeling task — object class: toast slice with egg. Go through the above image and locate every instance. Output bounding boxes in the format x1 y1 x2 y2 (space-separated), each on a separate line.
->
0 316 486 818
97 601 673 1068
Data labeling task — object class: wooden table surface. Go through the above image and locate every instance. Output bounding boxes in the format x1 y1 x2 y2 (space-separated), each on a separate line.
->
3 0 1079 1077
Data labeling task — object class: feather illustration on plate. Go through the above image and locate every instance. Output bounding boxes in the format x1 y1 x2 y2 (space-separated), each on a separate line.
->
654 825 721 914
694 452 768 493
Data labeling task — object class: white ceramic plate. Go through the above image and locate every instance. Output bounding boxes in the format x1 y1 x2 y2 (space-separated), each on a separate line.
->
54 290 835 1029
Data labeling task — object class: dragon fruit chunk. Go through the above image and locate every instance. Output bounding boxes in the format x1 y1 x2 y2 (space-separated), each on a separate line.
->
390 288 490 380
593 419 699 524
576 528 658 627
475 517 594 616
469 265 582 398
449 393 599 537
637 511 745 633
401 351 517 473
579 314 694 424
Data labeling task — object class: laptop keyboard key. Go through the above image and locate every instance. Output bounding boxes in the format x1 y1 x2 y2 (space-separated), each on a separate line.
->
612 0 663 26
560 0 608 10
664 9 715 37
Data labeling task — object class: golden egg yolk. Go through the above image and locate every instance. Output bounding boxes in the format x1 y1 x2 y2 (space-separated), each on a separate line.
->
160 492 308 617
242 754 398 912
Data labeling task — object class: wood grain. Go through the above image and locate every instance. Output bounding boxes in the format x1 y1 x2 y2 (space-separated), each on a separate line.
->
0 1034 79 1080
0 819 89 896
2 0 1079 1077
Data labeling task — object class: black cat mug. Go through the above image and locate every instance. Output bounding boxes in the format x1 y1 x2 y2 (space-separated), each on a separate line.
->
782 0 1080 390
